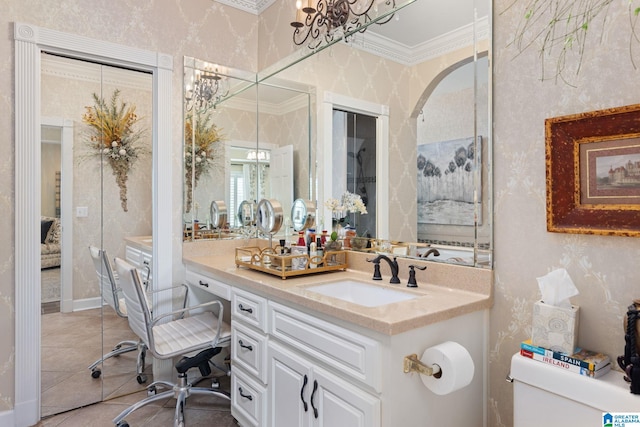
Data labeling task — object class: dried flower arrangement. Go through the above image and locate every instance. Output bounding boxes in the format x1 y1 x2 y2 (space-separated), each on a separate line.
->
184 108 224 213
82 89 147 212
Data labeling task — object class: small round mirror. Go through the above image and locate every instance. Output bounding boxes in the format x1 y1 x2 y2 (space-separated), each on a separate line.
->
237 200 257 227
291 199 316 232
257 199 283 235
210 200 228 229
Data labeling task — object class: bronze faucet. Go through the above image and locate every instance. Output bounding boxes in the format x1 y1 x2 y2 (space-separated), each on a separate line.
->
421 248 440 259
367 254 400 284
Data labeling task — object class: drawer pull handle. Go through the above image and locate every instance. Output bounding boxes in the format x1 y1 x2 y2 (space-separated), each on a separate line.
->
310 379 319 418
238 303 253 314
300 374 308 412
198 280 209 288
238 387 253 401
238 339 253 351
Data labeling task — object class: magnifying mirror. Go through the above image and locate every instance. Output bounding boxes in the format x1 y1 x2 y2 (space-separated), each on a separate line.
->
210 200 228 229
257 198 283 235
237 200 257 227
291 199 316 232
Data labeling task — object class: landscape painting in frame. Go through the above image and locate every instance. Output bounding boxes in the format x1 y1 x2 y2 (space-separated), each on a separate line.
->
580 136 640 206
417 136 481 225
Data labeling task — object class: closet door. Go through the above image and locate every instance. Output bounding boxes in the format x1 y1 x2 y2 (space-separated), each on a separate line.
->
39 53 153 417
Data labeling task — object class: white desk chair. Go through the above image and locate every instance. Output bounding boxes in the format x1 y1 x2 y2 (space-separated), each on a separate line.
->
112 257 231 427
88 246 148 383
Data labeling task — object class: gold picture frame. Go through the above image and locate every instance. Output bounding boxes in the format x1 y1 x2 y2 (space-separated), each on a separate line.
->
546 104 640 237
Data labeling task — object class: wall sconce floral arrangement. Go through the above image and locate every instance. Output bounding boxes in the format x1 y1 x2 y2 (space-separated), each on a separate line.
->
82 89 147 212
184 108 225 213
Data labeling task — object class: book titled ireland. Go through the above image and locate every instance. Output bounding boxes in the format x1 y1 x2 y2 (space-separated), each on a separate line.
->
520 339 611 378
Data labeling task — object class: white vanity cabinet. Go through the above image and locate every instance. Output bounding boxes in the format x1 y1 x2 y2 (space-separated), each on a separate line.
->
231 287 269 427
267 301 380 427
268 341 380 427
184 262 488 427
125 240 152 284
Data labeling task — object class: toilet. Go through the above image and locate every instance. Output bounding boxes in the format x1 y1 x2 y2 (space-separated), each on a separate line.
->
510 352 639 426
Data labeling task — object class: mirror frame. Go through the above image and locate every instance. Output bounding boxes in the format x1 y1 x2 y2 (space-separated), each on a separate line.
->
14 22 173 424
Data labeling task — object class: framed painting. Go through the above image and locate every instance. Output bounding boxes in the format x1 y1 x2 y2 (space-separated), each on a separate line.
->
546 104 640 236
417 136 481 226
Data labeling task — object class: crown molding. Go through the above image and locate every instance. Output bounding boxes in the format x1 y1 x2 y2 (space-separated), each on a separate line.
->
41 55 152 91
349 15 489 66
224 92 309 115
215 0 276 15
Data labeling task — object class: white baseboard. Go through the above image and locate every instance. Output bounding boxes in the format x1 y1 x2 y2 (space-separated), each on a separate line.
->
72 296 102 312
0 409 14 427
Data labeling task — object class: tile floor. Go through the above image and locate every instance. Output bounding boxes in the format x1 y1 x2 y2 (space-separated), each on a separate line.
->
39 305 235 426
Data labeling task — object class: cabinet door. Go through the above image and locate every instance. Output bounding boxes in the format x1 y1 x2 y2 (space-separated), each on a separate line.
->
268 342 312 427
312 366 380 427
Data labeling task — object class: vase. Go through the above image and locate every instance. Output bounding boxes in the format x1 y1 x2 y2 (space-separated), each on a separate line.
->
324 240 342 252
350 236 368 251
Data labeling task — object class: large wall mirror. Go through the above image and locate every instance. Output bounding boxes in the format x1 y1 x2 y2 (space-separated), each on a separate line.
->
40 53 153 415
183 58 315 242
271 0 492 267
183 0 492 268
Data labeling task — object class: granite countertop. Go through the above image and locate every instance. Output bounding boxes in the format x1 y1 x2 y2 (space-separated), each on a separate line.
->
125 236 153 251
183 240 493 336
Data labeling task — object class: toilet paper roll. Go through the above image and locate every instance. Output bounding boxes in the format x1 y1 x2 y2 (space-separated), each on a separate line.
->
419 341 474 395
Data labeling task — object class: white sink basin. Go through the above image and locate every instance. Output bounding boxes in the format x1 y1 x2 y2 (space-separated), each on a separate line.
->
304 280 418 307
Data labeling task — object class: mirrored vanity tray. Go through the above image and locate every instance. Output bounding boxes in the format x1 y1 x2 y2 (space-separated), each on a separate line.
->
235 246 348 279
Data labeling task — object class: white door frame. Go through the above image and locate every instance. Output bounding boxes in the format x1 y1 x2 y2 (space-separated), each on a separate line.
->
41 116 74 313
319 92 389 239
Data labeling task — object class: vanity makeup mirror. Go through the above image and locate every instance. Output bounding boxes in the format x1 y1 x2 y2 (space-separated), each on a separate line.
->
183 58 315 241
256 0 492 268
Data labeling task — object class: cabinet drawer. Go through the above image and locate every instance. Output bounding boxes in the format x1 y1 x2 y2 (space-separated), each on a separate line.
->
185 269 231 300
232 288 268 333
125 246 142 268
231 367 266 427
269 301 381 391
232 321 268 384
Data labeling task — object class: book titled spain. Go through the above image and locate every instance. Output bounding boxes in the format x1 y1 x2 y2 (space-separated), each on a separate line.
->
520 340 611 378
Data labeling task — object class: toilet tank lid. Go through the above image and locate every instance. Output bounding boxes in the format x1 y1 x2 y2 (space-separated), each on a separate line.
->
510 353 636 412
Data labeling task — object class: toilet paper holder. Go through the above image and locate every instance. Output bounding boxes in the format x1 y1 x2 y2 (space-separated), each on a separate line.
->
403 354 442 377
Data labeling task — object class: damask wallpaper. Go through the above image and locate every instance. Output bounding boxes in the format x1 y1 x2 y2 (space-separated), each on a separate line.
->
491 1 640 424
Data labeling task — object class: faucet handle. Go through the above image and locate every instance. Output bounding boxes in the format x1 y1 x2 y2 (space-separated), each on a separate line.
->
371 263 382 280
407 265 427 288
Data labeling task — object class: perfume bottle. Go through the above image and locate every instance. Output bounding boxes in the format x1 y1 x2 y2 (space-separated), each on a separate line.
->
297 231 306 248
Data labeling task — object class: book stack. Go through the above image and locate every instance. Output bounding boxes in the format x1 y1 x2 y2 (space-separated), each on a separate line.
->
520 339 611 378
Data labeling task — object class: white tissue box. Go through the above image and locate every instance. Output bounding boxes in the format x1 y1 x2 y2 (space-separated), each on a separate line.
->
531 300 579 354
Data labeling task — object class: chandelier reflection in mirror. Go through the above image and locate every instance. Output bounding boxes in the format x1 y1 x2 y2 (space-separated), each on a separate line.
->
185 65 230 111
291 0 396 49
246 150 271 161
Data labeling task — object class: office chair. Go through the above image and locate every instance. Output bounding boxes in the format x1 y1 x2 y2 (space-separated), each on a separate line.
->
87 246 148 383
112 257 231 427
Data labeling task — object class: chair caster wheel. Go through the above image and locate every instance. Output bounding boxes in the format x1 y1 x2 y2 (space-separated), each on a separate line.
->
136 374 147 384
147 385 157 397
91 369 101 379
116 422 129 427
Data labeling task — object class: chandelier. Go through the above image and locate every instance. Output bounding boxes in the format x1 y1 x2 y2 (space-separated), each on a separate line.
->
185 65 229 111
290 0 396 48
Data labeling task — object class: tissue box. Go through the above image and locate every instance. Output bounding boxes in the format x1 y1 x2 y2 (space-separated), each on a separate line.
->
532 300 580 354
